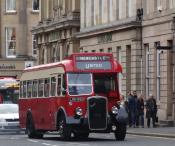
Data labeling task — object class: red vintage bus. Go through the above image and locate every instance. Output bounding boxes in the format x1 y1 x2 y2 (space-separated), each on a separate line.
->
19 53 128 140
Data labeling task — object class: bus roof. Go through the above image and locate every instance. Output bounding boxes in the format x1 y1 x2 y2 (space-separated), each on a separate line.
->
21 53 122 80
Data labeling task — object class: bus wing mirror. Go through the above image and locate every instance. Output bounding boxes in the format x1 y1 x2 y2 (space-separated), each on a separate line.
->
61 88 66 95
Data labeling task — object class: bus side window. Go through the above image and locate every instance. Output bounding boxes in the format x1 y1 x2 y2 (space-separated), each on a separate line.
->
20 81 23 98
62 74 66 95
57 75 61 96
23 81 27 98
32 80 38 97
27 81 32 98
44 78 50 97
38 79 44 97
51 77 56 96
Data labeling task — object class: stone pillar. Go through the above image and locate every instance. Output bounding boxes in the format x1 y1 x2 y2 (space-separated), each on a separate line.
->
94 0 100 25
81 0 86 28
17 0 27 57
86 0 92 27
60 44 63 61
130 40 142 93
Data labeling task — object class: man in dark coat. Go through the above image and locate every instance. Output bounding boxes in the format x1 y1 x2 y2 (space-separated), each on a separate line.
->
146 94 157 128
128 91 137 127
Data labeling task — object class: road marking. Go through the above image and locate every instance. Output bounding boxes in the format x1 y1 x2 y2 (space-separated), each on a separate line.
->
27 139 39 143
42 143 52 146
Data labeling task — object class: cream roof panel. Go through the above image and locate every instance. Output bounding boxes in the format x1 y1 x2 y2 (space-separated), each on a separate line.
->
20 67 65 81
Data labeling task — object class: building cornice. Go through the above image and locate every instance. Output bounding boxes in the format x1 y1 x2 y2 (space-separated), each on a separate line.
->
76 17 141 38
31 13 80 34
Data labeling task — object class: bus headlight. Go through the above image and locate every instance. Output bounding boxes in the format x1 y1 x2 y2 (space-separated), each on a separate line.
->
111 106 118 115
75 107 83 116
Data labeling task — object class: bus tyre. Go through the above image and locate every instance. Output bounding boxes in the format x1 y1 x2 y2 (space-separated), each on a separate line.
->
58 114 71 141
26 116 36 138
74 132 89 140
114 124 127 141
26 116 43 139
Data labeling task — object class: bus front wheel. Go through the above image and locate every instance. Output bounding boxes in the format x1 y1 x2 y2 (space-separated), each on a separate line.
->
114 124 127 141
57 114 71 140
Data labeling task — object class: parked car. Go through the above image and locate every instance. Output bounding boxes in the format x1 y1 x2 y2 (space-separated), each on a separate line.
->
0 104 21 133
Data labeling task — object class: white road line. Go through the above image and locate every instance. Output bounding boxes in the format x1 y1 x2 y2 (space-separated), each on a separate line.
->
27 139 39 143
66 143 90 146
42 143 52 146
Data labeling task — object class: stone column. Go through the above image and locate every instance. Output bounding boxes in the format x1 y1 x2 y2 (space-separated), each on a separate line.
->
17 0 27 57
81 0 86 28
130 40 142 93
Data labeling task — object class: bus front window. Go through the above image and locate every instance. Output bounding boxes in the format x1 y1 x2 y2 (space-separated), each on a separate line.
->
94 75 117 95
67 73 92 96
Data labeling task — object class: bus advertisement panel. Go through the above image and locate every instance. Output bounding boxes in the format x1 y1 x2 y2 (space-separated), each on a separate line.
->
19 53 128 140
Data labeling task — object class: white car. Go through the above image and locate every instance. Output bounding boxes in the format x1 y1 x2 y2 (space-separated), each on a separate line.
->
0 104 20 133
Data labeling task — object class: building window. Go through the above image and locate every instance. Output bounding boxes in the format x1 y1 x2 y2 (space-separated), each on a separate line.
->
32 35 37 56
155 42 161 101
6 27 16 58
145 44 151 97
32 0 40 11
6 0 16 12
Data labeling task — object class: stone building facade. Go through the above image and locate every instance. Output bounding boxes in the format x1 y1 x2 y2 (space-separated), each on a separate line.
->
31 0 80 64
76 0 175 124
0 0 39 79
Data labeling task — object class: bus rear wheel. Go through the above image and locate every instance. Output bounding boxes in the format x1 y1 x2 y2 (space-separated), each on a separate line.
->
57 114 71 140
26 116 43 139
114 124 127 141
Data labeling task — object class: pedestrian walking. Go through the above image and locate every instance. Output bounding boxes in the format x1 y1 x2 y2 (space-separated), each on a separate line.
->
137 94 145 128
128 91 137 128
146 94 157 128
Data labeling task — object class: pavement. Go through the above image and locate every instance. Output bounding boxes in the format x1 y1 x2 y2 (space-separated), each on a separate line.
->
127 126 175 138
